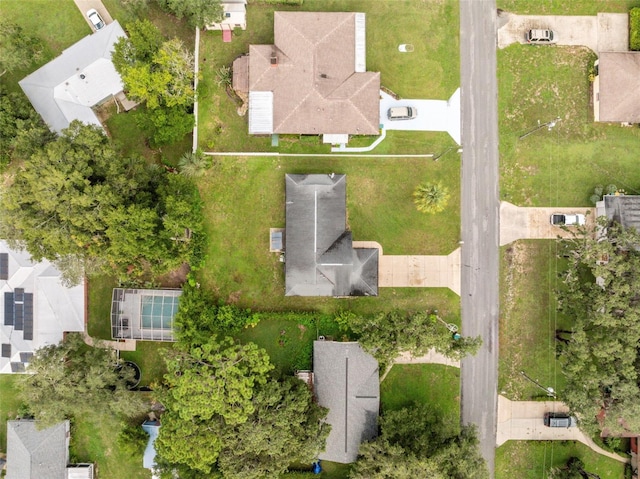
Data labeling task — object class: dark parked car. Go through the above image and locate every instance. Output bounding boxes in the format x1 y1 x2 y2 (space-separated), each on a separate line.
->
544 412 577 428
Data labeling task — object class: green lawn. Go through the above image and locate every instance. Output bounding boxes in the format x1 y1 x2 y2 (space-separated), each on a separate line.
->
0 375 23 453
87 275 118 340
496 441 627 479
499 44 640 207
498 0 639 15
70 412 151 479
499 240 571 399
197 0 459 153
381 364 461 426
197 156 461 312
120 342 173 388
0 0 90 94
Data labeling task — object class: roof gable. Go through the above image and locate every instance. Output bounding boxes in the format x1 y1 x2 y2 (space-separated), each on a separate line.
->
313 341 379 463
0 241 85 374
6 420 69 479
19 21 127 133
245 12 380 135
284 174 378 297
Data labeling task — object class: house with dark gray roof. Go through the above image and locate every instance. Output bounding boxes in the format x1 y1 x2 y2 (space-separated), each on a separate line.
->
1 241 85 374
6 420 94 479
593 52 640 123
284 174 378 297
232 12 381 142
597 195 640 233
313 340 379 464
19 21 127 134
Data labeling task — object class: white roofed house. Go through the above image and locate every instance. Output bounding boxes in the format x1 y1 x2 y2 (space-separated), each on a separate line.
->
19 21 132 134
0 241 85 374
205 0 247 31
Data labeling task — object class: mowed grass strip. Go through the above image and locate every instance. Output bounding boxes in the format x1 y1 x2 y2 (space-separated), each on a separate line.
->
499 44 640 207
197 0 460 153
499 240 568 400
381 364 461 427
496 440 626 479
70 411 150 479
497 0 638 15
0 375 22 452
196 156 461 311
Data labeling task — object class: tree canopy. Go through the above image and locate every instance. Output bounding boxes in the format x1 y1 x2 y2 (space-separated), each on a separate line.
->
155 338 328 477
347 309 482 365
350 404 488 479
114 20 195 110
0 20 43 76
157 0 223 29
558 221 640 434
20 334 146 427
0 121 204 284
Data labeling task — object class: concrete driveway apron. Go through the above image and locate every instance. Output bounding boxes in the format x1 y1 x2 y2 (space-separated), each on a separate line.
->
497 12 628 53
74 0 114 32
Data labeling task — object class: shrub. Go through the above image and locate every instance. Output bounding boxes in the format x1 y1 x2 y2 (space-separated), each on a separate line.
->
630 8 640 50
413 181 450 214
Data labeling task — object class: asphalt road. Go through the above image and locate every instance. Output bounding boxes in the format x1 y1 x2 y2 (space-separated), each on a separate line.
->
459 0 500 476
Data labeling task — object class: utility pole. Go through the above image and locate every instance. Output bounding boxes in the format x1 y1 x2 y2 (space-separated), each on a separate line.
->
520 370 556 398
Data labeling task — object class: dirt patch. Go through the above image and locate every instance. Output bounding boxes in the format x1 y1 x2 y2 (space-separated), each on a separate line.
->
227 290 242 304
156 263 190 288
297 323 307 339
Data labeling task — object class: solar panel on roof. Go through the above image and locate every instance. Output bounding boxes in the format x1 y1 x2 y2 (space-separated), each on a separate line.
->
1 344 10 358
10 362 25 373
23 293 34 340
14 288 24 302
14 302 23 330
0 253 8 280
20 352 33 363
4 293 14 326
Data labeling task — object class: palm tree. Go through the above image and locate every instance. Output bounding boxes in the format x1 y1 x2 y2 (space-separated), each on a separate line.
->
178 149 209 178
413 182 450 214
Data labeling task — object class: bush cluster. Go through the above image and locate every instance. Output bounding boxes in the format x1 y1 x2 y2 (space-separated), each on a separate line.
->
631 8 640 50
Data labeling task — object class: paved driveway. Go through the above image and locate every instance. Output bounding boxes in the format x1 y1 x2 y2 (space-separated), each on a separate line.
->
498 12 629 53
500 202 596 246
353 242 461 295
74 0 114 32
497 396 630 464
379 89 461 145
497 12 628 53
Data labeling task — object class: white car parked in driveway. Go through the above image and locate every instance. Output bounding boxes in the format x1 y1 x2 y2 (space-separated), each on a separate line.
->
87 9 105 31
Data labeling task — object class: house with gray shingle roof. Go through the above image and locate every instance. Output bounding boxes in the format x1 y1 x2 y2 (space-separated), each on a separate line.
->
19 21 127 134
284 174 378 297
6 420 94 479
233 12 381 141
313 340 379 464
598 194 640 233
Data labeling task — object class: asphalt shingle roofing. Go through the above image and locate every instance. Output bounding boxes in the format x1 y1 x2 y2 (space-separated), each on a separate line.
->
284 174 378 297
313 341 379 464
6 420 69 479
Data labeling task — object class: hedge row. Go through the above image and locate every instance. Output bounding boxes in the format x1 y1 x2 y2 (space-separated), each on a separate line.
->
631 7 640 50
249 0 303 5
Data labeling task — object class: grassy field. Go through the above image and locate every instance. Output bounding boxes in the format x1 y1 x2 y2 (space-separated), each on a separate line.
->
496 441 627 479
499 44 640 207
120 342 173 387
0 0 90 94
70 412 151 479
0 375 22 453
197 155 461 312
197 0 460 153
498 0 639 15
381 364 461 424
499 240 572 399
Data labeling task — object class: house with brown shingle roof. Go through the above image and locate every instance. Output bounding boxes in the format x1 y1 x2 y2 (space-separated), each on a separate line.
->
233 12 381 142
593 52 640 123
